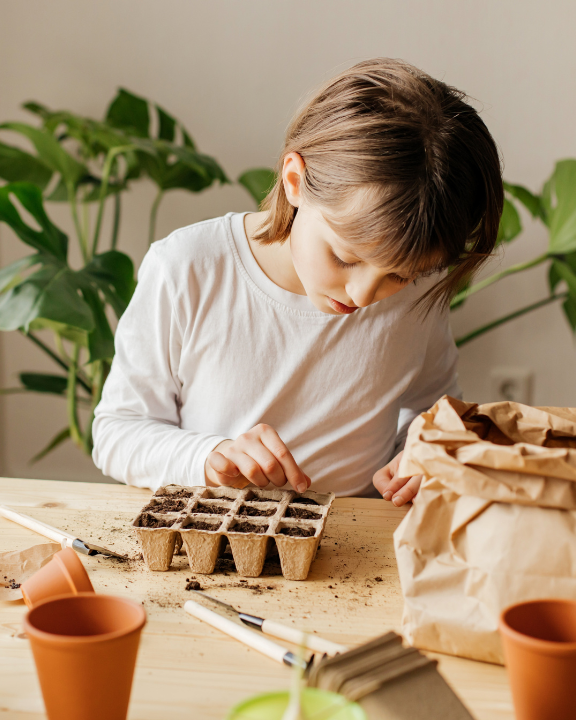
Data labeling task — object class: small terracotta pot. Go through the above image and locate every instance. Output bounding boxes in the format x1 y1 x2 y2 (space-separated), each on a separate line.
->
24 593 146 720
21 547 94 608
500 599 576 720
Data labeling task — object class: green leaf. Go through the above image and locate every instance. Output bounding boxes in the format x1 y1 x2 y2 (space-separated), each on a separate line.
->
496 198 522 245
0 141 53 188
0 266 94 332
503 182 545 221
83 250 136 307
27 318 88 346
81 287 115 361
0 122 87 186
20 372 68 395
30 427 71 464
562 294 576 331
549 258 576 299
546 160 576 255
0 183 68 260
238 168 276 206
105 88 150 138
0 255 40 293
157 106 176 142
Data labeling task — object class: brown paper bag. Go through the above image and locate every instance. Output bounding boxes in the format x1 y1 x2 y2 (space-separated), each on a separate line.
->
393 395 576 664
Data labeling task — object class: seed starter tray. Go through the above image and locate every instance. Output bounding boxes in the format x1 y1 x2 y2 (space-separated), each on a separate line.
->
132 485 335 580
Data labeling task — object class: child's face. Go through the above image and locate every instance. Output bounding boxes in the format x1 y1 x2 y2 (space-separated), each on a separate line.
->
289 202 416 315
282 152 419 315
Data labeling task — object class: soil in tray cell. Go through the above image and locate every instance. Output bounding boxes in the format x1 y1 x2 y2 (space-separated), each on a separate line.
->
138 513 177 529
184 519 222 531
231 521 267 534
192 503 230 515
144 498 187 513
248 497 280 503
163 489 195 499
279 526 316 537
289 497 320 506
238 505 276 517
285 506 321 519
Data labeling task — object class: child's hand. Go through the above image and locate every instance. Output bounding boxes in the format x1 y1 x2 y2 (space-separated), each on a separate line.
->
205 424 311 493
373 451 423 506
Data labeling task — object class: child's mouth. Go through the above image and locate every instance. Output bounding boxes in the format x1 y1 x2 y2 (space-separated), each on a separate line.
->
327 297 358 314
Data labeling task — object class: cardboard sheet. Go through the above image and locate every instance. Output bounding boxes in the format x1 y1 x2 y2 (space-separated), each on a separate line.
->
0 542 61 602
394 396 576 664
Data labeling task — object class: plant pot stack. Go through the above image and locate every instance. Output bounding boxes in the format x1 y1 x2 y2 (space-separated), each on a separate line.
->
132 485 334 580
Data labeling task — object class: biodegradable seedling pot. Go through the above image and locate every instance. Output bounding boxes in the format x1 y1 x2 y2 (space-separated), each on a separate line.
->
499 599 576 720
133 485 335 579
21 547 94 608
227 688 366 720
23 593 146 720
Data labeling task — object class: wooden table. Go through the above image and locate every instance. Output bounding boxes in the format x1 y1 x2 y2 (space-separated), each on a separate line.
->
0 478 514 719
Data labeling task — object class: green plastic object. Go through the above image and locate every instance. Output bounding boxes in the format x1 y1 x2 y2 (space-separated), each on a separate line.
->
226 688 367 720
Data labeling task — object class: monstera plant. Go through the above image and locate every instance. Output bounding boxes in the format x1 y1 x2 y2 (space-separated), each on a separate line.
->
0 89 272 462
452 160 576 346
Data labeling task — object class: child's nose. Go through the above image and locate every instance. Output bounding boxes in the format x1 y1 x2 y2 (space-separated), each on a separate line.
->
346 280 379 308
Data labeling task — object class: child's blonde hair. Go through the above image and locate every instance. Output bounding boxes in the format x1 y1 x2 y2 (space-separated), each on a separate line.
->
255 58 503 307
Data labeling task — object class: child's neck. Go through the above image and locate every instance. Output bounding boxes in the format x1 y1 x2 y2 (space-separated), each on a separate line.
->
244 211 306 296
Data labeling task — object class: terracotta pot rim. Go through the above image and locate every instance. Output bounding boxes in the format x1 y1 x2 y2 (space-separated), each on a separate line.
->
500 599 576 654
23 593 146 645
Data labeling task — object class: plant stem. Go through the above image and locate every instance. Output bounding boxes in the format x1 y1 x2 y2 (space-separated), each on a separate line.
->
82 359 105 453
92 146 133 257
66 344 83 447
455 293 568 348
111 190 121 250
67 182 89 264
21 330 92 393
451 253 549 307
148 189 164 245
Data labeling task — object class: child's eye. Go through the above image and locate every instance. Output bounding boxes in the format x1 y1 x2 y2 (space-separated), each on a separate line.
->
332 252 358 269
388 273 412 284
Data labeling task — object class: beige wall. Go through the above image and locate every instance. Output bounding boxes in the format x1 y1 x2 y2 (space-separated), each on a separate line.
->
1 0 576 482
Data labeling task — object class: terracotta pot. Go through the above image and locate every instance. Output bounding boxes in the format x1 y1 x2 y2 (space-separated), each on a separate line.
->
500 599 576 720
23 593 146 720
21 547 94 608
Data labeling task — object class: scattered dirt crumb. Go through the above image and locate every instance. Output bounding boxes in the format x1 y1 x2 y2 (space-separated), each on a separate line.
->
185 579 202 591
374 576 383 582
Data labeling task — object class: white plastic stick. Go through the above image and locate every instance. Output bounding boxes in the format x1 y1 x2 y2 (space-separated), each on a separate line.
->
184 600 291 665
0 504 75 548
262 619 348 656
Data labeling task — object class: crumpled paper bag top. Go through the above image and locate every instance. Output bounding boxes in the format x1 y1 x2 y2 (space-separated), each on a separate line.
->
399 396 576 509
0 543 61 602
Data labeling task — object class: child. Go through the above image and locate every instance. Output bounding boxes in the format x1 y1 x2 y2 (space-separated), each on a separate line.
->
92 58 503 506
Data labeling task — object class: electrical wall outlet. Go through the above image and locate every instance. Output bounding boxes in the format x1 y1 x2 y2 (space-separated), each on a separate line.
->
490 367 534 405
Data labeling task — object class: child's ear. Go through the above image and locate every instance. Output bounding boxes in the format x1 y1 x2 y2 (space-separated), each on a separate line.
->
282 152 306 208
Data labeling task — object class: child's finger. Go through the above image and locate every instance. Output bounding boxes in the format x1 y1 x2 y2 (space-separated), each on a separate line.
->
260 427 308 493
238 443 288 487
391 475 423 507
207 451 240 477
227 450 270 488
378 473 412 501
373 465 395 496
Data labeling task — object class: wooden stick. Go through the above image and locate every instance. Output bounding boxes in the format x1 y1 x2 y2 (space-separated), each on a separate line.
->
0 505 75 547
261 620 348 656
184 600 306 668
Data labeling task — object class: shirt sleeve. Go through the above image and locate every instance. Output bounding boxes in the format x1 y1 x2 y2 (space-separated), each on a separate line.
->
91 244 227 491
393 305 461 456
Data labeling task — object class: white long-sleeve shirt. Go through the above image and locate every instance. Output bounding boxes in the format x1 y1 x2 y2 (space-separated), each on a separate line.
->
92 212 460 495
